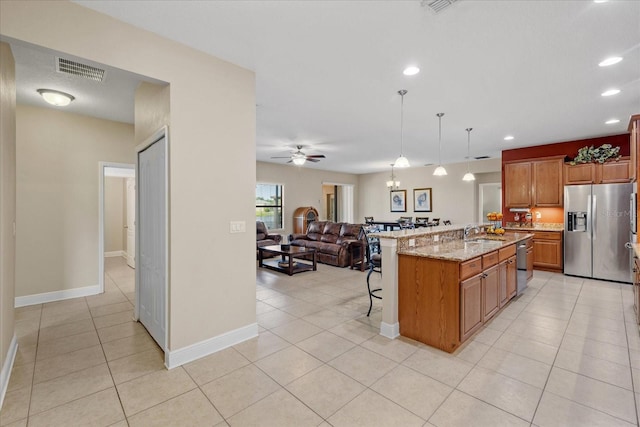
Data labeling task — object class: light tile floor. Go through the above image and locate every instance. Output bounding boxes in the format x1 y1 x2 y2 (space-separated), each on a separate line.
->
2 257 640 426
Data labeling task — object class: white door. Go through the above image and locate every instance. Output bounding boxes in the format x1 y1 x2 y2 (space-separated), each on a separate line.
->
126 177 136 268
138 135 167 349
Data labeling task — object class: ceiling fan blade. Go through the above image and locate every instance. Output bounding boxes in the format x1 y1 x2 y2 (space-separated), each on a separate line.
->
305 155 325 159
271 156 293 159
306 158 320 163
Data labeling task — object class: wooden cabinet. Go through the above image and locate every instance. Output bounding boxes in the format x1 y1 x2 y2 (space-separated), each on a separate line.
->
629 115 639 182
482 264 500 321
532 230 563 272
498 243 518 308
504 162 531 208
564 157 631 185
533 158 563 206
461 274 483 342
526 238 534 281
293 206 318 234
504 156 564 208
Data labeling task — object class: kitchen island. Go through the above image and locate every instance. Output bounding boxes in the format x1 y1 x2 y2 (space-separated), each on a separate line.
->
374 226 532 353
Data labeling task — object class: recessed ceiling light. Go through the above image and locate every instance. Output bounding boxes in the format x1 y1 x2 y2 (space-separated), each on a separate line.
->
599 56 623 67
593 0 608 3
601 89 620 97
403 66 420 76
605 119 620 124
504 135 514 141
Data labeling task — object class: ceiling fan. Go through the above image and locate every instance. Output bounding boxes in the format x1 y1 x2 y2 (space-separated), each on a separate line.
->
271 145 326 166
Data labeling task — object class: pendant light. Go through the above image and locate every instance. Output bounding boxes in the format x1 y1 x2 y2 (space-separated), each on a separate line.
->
433 113 447 176
462 128 476 181
393 90 410 168
386 164 400 189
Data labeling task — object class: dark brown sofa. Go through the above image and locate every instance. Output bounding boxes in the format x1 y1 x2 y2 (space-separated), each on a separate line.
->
289 221 365 267
257 221 282 258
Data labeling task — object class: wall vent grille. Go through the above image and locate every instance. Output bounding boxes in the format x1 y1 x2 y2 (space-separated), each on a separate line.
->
56 58 105 82
421 0 458 14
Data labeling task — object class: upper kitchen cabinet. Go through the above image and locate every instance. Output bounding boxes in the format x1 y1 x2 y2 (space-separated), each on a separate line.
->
630 114 640 182
532 157 564 206
564 157 631 185
504 156 564 208
504 161 531 207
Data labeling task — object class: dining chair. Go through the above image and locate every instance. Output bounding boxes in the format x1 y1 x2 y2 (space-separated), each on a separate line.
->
363 228 382 316
443 220 451 225
364 216 374 224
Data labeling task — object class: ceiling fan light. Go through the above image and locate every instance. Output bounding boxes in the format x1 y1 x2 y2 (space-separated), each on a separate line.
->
394 155 410 168
292 156 306 166
37 89 75 106
463 172 476 181
433 166 447 176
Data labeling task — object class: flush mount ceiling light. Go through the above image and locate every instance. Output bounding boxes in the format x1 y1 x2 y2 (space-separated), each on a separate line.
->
504 135 514 141
599 56 623 67
393 90 410 168
386 164 400 189
462 128 476 182
403 66 420 76
37 89 75 106
601 89 621 97
433 113 447 176
605 119 620 124
593 0 608 3
291 152 306 166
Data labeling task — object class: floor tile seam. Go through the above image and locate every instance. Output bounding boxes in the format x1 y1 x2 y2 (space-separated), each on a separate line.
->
31 351 106 386
399 360 468 391
97 329 150 346
195 373 261 422
551 359 634 392
540 389 638 426
36 326 99 346
562 331 630 349
550 364 639 395
445 389 534 425
89 304 135 319
27 381 115 418
360 385 430 424
496 331 562 355
119 380 200 420
288 330 349 355
557 345 635 370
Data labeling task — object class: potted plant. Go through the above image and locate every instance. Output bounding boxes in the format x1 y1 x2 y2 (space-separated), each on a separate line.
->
569 144 621 165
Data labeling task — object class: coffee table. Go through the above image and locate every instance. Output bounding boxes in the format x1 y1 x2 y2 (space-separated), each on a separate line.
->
258 245 317 276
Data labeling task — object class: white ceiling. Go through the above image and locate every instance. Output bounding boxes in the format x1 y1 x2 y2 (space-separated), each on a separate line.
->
16 1 640 174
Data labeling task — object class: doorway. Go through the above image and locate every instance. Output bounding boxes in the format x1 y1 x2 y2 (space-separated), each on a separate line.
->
99 162 135 293
322 183 354 223
478 183 502 223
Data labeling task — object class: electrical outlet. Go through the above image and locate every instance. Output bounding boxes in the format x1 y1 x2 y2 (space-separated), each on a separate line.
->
229 221 246 233
535 212 542 219
434 235 439 242
409 238 415 247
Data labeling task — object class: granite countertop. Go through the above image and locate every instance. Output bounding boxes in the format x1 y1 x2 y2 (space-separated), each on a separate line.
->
376 224 469 239
397 232 534 262
503 223 564 232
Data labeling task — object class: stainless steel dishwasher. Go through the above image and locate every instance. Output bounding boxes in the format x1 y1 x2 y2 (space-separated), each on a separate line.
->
516 242 528 295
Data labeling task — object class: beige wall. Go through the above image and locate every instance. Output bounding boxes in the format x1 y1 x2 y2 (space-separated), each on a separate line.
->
0 42 16 393
135 82 170 145
16 105 135 296
358 158 502 225
1 1 256 352
105 177 125 253
256 161 359 237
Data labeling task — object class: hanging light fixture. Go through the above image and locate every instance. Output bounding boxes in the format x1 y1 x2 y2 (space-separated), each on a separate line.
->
433 113 447 176
393 90 410 168
386 164 400 189
462 128 476 181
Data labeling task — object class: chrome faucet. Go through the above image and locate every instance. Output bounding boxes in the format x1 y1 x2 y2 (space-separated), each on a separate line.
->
464 224 481 241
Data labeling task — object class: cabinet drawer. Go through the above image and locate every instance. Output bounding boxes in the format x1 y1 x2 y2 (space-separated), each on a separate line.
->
460 257 482 281
482 251 499 269
533 231 561 241
499 244 516 261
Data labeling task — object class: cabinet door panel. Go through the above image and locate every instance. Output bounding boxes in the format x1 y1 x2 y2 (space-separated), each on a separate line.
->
483 265 500 321
533 158 563 206
598 159 630 184
460 275 483 342
506 255 517 299
499 261 508 308
504 162 531 208
564 163 595 185
533 239 562 270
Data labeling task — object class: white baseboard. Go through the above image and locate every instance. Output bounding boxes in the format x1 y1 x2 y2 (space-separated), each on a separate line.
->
104 250 126 258
0 334 18 410
380 322 400 339
165 323 258 369
15 284 101 308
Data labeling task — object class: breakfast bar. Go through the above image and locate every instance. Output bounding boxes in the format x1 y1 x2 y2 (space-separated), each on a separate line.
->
375 225 533 353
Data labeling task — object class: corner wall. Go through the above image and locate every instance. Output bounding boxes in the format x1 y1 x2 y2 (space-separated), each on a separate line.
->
0 41 17 408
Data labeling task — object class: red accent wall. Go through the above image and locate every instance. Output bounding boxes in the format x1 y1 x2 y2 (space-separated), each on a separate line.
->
501 133 630 224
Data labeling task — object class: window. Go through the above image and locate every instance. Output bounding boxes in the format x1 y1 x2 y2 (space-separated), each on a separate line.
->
256 183 283 229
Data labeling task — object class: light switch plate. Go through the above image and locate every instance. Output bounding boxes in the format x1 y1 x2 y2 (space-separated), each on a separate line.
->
230 221 246 233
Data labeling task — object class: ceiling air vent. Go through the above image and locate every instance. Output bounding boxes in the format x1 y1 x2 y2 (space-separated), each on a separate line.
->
421 0 458 14
56 58 105 82
474 155 490 160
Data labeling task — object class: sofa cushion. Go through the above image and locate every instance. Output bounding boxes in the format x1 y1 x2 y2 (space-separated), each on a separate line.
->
340 223 362 239
323 222 343 235
257 232 266 241
306 221 326 241
257 239 279 248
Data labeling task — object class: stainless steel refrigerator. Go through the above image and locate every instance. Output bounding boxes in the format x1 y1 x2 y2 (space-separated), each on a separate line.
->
564 182 632 283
